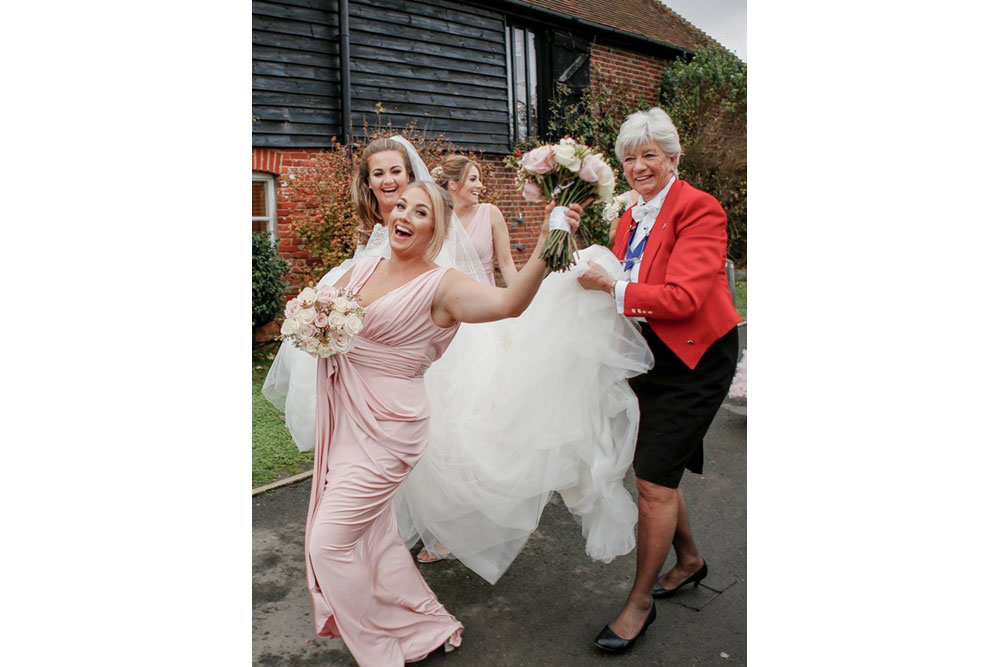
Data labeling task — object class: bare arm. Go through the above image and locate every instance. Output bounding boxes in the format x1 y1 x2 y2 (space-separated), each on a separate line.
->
432 202 584 326
488 204 519 286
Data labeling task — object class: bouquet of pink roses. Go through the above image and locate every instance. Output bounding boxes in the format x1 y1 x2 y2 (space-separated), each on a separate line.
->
279 285 366 358
509 137 617 271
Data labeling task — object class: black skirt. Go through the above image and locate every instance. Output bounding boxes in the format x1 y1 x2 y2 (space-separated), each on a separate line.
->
630 323 739 488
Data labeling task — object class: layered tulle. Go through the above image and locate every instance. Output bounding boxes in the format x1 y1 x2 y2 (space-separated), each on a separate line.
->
394 245 653 583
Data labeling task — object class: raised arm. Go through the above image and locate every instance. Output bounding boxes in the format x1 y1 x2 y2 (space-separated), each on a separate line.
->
488 204 519 286
432 202 584 326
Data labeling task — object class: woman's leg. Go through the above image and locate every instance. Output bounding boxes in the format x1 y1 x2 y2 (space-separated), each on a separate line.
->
657 488 705 588
607 477 678 639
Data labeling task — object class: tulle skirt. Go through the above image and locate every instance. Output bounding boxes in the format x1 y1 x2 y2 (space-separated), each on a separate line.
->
394 245 653 583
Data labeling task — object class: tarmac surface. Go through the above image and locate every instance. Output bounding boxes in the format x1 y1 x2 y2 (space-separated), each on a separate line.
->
253 327 747 667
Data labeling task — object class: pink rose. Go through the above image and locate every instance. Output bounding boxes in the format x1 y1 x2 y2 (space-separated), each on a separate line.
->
578 155 602 183
314 312 329 329
298 323 317 340
284 298 302 317
522 181 545 203
520 146 556 174
316 289 335 305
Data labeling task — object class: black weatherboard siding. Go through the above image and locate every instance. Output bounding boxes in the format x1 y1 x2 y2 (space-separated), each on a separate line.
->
253 0 343 148
348 0 510 153
251 0 595 153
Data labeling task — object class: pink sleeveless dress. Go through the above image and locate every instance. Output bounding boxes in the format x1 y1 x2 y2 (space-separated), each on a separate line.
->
463 204 496 286
304 255 463 666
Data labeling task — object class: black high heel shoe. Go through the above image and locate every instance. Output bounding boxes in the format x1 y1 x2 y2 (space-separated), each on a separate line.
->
593 603 656 653
651 559 708 599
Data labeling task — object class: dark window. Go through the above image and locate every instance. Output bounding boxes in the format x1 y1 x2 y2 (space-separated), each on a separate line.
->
252 173 276 238
507 25 538 143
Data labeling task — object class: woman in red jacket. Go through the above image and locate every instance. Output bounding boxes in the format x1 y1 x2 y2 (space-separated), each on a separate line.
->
578 107 742 653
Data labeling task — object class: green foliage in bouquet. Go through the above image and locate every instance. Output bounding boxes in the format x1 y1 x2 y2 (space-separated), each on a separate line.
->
291 118 497 285
252 232 290 330
660 46 747 266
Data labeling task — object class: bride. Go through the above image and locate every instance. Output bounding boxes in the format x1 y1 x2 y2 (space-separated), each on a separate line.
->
264 136 653 584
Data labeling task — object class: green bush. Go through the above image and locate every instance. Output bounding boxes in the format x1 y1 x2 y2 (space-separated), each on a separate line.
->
252 232 290 330
660 46 747 266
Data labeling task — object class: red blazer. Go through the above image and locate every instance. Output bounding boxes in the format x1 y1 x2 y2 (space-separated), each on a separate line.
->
612 179 741 370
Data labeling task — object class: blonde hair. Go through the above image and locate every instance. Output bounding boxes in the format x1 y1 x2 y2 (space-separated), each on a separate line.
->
400 180 453 261
351 138 414 245
431 154 479 193
614 107 683 173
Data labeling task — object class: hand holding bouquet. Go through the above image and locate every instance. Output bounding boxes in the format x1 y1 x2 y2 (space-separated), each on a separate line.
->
280 285 366 358
509 138 617 271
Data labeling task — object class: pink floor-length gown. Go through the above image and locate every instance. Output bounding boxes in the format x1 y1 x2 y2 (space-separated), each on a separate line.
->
305 255 464 666
464 204 496 286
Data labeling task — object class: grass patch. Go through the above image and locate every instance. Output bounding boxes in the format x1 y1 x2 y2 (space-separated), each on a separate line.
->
253 343 313 487
734 281 747 321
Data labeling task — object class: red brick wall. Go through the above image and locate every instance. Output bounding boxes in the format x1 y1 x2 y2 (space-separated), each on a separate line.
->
255 43 668 289
590 42 669 106
253 147 328 295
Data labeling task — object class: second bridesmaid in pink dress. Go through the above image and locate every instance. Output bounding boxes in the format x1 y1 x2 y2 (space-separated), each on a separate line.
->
305 180 586 666
432 156 518 287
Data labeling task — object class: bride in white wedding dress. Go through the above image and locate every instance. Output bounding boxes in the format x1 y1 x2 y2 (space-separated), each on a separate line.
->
263 136 653 584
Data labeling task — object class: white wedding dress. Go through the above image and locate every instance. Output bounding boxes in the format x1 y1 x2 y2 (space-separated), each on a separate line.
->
262 137 653 585
394 245 652 583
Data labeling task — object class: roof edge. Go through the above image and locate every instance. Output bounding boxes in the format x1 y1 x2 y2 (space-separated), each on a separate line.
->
463 0 694 58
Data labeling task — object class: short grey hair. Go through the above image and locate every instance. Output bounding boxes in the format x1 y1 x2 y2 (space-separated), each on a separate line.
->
614 107 683 166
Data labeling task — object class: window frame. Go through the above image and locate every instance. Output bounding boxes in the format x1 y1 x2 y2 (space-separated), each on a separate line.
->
252 171 277 241
506 22 541 145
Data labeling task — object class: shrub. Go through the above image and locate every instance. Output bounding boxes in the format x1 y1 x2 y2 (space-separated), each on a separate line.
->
659 46 747 266
252 232 290 329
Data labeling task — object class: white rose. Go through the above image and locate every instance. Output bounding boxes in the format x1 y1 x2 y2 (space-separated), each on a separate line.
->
330 310 346 329
280 317 299 336
344 312 363 335
298 307 317 324
333 296 351 313
305 339 320 354
553 140 581 172
597 162 616 189
299 287 317 305
333 331 353 353
316 344 334 358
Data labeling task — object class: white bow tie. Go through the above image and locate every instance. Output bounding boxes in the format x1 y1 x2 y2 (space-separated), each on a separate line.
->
631 199 659 227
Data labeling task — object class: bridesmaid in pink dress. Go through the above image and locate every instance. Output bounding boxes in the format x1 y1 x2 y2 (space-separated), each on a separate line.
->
305 180 584 666
432 156 518 287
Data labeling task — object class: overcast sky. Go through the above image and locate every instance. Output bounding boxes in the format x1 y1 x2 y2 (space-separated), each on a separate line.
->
658 0 747 62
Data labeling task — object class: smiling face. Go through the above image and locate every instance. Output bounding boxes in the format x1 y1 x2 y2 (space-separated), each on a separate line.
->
621 142 678 200
388 185 436 258
451 165 482 207
367 149 410 210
